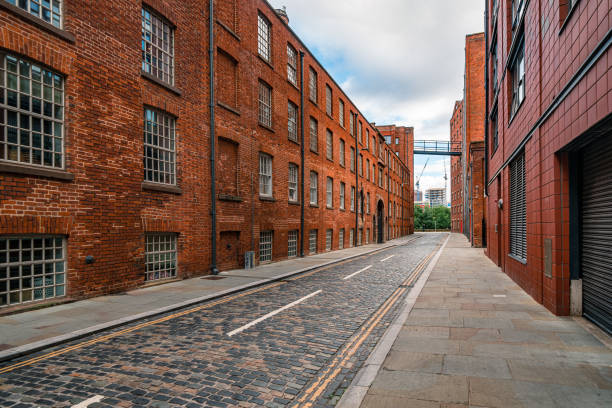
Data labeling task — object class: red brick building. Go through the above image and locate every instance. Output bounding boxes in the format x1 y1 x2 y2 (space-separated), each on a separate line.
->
0 0 413 311
450 100 463 233
485 0 612 331
376 125 414 178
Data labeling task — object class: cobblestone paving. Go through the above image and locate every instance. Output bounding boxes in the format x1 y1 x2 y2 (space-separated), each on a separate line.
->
0 233 445 408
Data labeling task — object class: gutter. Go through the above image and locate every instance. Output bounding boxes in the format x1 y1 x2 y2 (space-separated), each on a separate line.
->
209 0 218 275
299 51 306 257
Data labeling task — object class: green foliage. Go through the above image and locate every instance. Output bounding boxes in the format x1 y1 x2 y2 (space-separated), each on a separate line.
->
414 205 451 230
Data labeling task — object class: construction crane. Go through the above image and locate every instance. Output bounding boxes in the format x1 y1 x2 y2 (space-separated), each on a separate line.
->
415 157 429 193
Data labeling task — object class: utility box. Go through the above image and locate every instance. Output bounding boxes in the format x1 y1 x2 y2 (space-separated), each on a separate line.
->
244 251 255 269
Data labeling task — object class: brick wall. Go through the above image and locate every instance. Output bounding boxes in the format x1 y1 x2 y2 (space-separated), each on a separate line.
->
450 100 463 233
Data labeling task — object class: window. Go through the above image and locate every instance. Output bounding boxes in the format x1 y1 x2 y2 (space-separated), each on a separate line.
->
395 151 399 156
339 99 345 126
309 68 317 102
349 229 354 248
511 0 525 35
339 139 345 167
326 130 333 160
373 165 376 184
510 38 525 118
358 154 363 176
366 159 370 180
358 228 363 246
366 228 370 244
340 182 345 210
379 168 383 187
0 236 65 306
257 13 271 62
395 137 400 145
144 108 176 185
326 177 333 208
350 186 355 211
384 136 392 144
510 153 526 261
259 231 273 262
288 101 298 142
491 107 498 153
1 54 64 169
142 7 174 85
339 229 345 249
325 85 332 116
366 192 370 214
145 234 177 281
358 121 363 144
259 153 272 197
309 117 318 152
372 137 376 155
349 113 354 136
326 229 332 251
310 171 318 205
366 129 370 149
258 81 272 127
287 44 297 85
6 0 62 27
288 230 298 258
289 163 298 202
309 230 317 255
350 147 355 172
491 37 498 92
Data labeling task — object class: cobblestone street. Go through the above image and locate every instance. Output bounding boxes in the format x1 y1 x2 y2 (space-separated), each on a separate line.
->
0 234 445 408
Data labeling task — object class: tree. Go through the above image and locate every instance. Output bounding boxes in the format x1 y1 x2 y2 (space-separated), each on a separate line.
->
414 205 450 230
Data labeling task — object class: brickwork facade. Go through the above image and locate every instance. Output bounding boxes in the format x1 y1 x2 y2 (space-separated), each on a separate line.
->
0 0 413 310
485 0 612 316
450 100 463 233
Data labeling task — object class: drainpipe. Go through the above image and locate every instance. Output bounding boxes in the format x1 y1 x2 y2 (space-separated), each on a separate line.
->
299 51 305 257
354 113 359 247
484 2 489 197
209 0 218 275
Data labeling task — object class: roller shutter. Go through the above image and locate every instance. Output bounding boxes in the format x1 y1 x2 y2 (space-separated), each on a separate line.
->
580 134 612 335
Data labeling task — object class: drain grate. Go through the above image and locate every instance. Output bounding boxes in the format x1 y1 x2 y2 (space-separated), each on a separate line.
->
201 276 227 280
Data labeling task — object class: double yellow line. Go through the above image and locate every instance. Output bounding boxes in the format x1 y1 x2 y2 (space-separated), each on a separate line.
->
294 246 438 407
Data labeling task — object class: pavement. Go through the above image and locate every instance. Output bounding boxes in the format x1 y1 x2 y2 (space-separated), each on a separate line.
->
0 235 417 362
339 233 612 408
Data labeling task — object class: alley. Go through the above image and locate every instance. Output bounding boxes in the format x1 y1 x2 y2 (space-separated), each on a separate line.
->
0 234 445 408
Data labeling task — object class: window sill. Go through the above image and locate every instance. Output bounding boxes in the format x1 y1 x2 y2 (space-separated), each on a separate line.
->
217 102 240 116
258 123 275 133
310 149 319 155
287 79 299 91
257 54 274 70
141 71 182 96
289 201 300 206
508 253 527 265
339 208 346 212
142 181 182 194
0 162 74 181
326 206 334 210
260 196 276 202
326 157 334 163
0 2 75 43
326 113 334 120
216 19 240 41
309 203 319 208
218 193 243 202
309 98 318 106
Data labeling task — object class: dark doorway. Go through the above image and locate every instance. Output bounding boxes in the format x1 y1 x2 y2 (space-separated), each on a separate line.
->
377 200 384 243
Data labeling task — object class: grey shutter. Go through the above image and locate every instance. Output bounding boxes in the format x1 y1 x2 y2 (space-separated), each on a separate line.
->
510 153 526 260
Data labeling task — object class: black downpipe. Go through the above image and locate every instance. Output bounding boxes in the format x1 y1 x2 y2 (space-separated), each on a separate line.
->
209 0 218 275
354 113 359 247
484 1 490 197
299 51 305 257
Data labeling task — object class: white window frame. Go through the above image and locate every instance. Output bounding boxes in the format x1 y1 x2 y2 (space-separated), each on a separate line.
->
287 44 297 85
339 229 345 249
350 186 355 211
288 163 298 202
257 13 272 62
326 130 333 161
339 99 345 127
339 139 345 167
258 81 272 127
309 230 317 255
310 171 318 205
259 153 273 197
340 182 346 210
145 233 177 282
309 68 317 102
325 85 332 116
142 6 175 85
349 229 354 248
309 117 318 152
326 177 333 208
259 231 273 263
144 107 176 185
288 101 298 142
325 229 332 251
350 147 355 172
510 39 525 118
288 230 298 258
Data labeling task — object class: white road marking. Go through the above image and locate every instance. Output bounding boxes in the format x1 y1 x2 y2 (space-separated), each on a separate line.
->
493 294 507 298
227 290 322 337
343 265 373 280
380 255 395 262
72 395 104 408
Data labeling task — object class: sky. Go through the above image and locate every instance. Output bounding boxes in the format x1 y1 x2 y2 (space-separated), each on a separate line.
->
268 0 485 202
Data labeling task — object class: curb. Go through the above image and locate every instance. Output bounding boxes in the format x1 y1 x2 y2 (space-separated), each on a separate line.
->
0 238 417 364
336 233 450 408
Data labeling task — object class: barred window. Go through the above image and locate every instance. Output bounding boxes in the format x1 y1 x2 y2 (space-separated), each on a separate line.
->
350 147 355 172
260 231 273 263
0 236 65 307
510 152 526 261
258 81 272 127
309 230 317 255
372 137 376 155
288 163 298 202
326 129 333 160
366 159 370 180
326 229 332 251
309 117 318 152
349 113 354 136
257 14 271 62
325 85 332 116
309 68 317 102
259 153 272 197
6 0 62 28
340 182 345 210
142 7 174 85
287 44 297 85
339 99 345 126
310 171 318 205
144 108 176 185
350 186 355 211
288 101 298 142
339 139 345 167
288 230 298 258
349 229 354 248
359 154 363 176
1 54 64 168
366 129 370 149
367 192 370 214
358 121 363 144
326 177 333 208
145 234 177 281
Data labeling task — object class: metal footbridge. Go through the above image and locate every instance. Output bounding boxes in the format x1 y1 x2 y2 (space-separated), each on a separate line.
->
414 140 461 156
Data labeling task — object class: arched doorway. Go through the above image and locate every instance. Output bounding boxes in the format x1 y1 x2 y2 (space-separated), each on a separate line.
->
377 200 384 243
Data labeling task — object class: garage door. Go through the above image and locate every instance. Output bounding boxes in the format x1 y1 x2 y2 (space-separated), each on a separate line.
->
580 134 612 335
